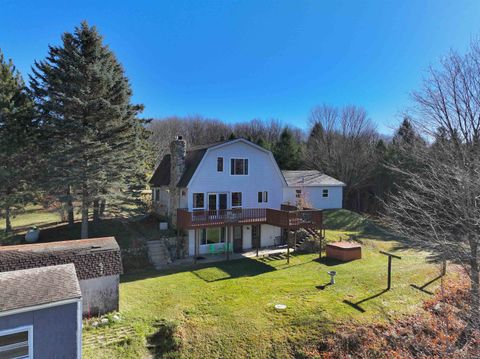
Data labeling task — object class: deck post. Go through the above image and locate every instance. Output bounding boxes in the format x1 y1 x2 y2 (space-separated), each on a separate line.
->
226 226 230 261
293 230 297 254
194 229 198 264
287 230 290 264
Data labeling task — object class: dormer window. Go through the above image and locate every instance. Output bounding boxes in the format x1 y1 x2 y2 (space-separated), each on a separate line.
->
230 158 248 175
217 157 224 172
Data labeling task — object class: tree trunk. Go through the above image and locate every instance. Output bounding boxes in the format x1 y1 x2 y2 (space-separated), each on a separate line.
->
4 205 12 233
81 188 89 239
99 199 106 217
93 199 100 222
67 186 74 226
469 243 480 330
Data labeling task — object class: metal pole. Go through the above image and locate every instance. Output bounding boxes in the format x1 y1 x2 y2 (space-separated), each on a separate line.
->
387 255 392 290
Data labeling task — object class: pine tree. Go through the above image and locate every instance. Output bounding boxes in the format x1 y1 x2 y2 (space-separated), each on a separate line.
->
30 22 148 238
0 50 36 233
274 127 301 170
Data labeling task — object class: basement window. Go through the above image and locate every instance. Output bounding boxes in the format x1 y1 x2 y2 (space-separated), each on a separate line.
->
0 326 32 359
200 227 226 245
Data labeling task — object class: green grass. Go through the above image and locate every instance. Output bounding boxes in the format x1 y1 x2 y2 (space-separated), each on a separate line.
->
84 233 442 358
0 205 61 232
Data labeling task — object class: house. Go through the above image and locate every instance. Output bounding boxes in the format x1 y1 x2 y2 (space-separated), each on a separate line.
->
149 137 345 257
0 237 123 316
0 264 82 359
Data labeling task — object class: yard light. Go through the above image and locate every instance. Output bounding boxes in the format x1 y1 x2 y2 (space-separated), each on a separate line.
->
327 270 337 285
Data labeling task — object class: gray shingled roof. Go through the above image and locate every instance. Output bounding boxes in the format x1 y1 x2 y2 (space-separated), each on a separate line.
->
0 264 81 314
282 170 346 187
149 140 228 188
0 237 123 280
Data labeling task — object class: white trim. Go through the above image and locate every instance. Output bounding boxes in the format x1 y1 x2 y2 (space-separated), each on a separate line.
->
192 192 205 210
0 325 33 359
0 298 81 318
229 157 249 176
186 138 289 187
322 188 329 198
76 300 82 359
216 156 224 172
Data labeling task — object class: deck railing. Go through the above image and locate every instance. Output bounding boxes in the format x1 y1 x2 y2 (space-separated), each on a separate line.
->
177 207 322 230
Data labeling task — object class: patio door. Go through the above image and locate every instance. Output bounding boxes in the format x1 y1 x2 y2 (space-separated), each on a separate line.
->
208 193 228 211
208 194 217 211
233 226 243 253
252 224 261 249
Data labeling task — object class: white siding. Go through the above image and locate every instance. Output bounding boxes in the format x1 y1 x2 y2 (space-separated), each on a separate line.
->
260 224 282 247
283 186 343 209
187 141 285 210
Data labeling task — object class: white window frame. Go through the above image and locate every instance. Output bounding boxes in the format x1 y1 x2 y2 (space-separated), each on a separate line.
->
230 158 249 176
322 189 329 198
193 192 205 210
200 227 226 245
257 191 268 203
0 325 33 359
295 189 302 198
231 192 242 208
217 157 224 172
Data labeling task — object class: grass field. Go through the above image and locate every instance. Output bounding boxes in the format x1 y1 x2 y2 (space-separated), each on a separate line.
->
83 211 443 359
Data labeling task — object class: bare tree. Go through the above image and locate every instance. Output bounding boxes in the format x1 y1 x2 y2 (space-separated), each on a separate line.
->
306 104 379 211
383 40 480 339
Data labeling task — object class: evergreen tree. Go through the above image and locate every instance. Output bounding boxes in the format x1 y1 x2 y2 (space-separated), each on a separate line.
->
0 50 36 233
30 22 148 238
273 127 301 170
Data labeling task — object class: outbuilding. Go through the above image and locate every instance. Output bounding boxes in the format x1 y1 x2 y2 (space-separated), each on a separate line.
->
0 237 123 316
0 264 82 359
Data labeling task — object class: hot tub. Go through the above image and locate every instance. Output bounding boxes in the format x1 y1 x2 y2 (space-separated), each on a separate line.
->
326 242 362 261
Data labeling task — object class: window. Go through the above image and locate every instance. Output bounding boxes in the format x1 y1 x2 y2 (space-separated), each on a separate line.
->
230 158 248 175
258 191 268 203
0 326 32 359
322 189 329 198
193 193 205 209
200 227 226 245
217 157 224 172
296 189 302 198
154 188 160 203
231 192 242 207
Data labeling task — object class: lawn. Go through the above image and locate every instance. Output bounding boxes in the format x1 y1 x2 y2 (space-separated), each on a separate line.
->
83 212 444 358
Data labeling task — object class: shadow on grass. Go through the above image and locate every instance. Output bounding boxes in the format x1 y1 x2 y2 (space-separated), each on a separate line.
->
314 257 345 267
121 256 278 284
191 257 276 282
147 319 180 358
410 274 444 295
343 289 389 313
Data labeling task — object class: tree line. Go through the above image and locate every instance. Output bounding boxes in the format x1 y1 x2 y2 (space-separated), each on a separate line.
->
0 21 150 238
148 109 425 214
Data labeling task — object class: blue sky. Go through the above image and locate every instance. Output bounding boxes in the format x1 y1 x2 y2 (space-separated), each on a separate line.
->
1 1 479 134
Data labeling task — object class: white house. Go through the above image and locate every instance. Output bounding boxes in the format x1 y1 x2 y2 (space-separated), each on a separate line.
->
149 137 345 257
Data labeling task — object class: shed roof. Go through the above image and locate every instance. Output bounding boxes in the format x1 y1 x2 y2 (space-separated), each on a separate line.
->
0 237 123 280
0 264 81 314
282 170 346 187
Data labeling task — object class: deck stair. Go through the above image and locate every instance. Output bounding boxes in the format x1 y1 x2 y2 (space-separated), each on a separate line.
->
147 240 172 269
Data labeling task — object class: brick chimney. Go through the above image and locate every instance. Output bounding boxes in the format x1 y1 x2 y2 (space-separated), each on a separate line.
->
169 136 186 226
